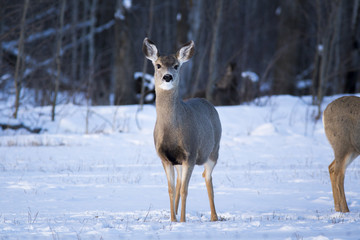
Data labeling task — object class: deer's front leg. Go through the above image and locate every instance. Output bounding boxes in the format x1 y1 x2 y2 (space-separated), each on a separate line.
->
180 163 194 222
162 161 177 222
175 165 182 215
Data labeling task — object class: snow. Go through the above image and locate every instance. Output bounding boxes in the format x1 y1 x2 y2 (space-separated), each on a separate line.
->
177 13 182 21
123 0 132 9
242 71 259 83
114 8 125 20
134 72 155 90
0 74 11 84
297 79 312 90
1 95 360 239
115 0 132 20
318 45 324 53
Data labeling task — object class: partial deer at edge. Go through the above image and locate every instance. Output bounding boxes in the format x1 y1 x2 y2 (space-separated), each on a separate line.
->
143 38 222 222
323 96 360 212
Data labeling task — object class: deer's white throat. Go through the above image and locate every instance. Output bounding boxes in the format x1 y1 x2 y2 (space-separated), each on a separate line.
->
159 81 174 90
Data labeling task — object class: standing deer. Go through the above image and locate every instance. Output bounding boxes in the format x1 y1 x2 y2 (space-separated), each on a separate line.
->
143 38 221 222
323 96 360 212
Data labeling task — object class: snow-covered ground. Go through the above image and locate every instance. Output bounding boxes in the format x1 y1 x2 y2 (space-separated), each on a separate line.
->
1 95 359 239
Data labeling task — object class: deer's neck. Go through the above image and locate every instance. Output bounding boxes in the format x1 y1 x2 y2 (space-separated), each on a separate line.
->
155 88 183 124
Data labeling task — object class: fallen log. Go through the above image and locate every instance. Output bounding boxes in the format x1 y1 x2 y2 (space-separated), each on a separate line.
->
0 123 42 134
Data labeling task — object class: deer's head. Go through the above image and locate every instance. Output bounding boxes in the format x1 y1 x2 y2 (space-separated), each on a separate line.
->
143 38 194 91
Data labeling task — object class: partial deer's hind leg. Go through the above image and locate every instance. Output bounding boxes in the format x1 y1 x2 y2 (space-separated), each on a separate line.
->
203 159 218 221
162 161 177 221
329 160 342 212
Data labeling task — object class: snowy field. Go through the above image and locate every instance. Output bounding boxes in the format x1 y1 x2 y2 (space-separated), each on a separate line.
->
0 95 360 239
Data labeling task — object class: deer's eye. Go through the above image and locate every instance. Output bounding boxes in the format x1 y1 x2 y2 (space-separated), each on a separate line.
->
174 65 179 70
156 64 161 69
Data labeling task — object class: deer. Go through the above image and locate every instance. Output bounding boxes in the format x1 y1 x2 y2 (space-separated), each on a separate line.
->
190 62 240 106
142 38 222 222
323 96 360 212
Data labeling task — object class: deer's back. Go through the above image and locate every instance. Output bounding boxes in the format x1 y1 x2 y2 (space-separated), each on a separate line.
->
324 96 360 155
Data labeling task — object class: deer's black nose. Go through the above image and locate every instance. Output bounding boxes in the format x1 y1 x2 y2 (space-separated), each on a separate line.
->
163 74 173 82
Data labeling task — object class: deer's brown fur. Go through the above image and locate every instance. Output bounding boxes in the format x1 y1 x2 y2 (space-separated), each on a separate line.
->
324 96 360 212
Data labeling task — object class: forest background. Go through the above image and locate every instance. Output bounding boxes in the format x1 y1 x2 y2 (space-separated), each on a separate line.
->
1 0 359 120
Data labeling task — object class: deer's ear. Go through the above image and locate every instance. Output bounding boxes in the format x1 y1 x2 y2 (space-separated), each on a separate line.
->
176 40 194 64
143 38 159 62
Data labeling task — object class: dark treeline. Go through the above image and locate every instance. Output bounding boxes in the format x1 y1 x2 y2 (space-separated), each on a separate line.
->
0 0 359 117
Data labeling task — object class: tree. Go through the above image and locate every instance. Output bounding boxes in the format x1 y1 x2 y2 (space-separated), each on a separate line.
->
273 0 301 95
71 0 79 89
52 0 66 121
0 6 3 71
114 0 136 105
88 0 97 103
139 0 154 109
206 0 224 103
344 0 360 93
189 0 209 98
1 0 359 112
79 0 89 92
13 0 29 119
311 0 359 118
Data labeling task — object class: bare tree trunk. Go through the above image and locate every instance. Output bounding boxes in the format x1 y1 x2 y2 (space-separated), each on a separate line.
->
0 6 3 70
88 0 97 99
86 0 97 133
189 0 208 98
316 28 333 118
241 0 251 74
273 0 300 95
176 0 190 47
311 0 324 105
176 0 191 96
13 0 29 119
114 0 136 106
332 1 342 94
345 0 360 93
71 0 78 86
206 0 223 103
317 32 332 109
80 0 89 91
311 47 321 104
314 0 341 119
52 0 66 121
138 0 154 110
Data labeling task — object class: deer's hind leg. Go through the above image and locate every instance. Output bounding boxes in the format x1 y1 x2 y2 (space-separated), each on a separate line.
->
203 159 218 221
329 152 358 212
329 159 343 212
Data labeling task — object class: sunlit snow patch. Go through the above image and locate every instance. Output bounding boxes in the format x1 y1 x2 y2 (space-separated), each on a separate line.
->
251 123 277 136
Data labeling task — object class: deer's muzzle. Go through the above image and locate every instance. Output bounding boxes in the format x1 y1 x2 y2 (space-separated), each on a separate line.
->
163 74 173 82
